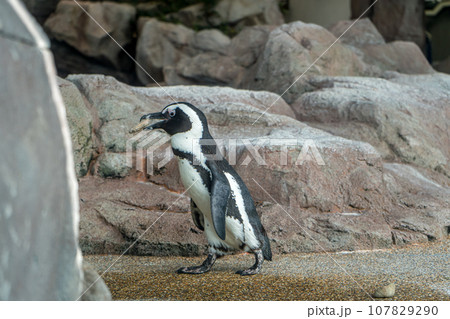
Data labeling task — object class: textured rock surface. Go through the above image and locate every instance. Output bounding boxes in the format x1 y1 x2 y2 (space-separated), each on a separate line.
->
135 18 277 87
371 0 426 50
212 0 284 26
0 1 83 300
136 18 195 84
373 283 396 298
135 17 432 93
44 1 136 70
350 0 426 51
328 18 385 47
291 75 450 177
328 18 433 75
80 262 112 301
247 21 370 104
98 152 130 178
59 75 450 256
360 41 433 75
58 77 94 177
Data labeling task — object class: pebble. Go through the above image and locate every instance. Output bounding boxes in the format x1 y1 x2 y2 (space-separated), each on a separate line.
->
373 283 396 298
129 118 151 134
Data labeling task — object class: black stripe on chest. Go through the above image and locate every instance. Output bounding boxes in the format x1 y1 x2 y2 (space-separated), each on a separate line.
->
173 148 212 190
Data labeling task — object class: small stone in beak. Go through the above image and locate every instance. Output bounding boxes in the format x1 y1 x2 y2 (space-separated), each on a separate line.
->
129 118 152 134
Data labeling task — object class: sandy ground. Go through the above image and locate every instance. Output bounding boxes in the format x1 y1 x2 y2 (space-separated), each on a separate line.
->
84 239 449 301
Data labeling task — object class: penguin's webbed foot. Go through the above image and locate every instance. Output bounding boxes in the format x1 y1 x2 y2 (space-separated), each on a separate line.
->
177 265 210 274
236 249 264 276
235 267 261 276
176 253 216 275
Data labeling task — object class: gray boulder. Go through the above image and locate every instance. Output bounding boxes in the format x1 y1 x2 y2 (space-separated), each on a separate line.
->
329 19 433 75
328 18 385 47
135 19 273 88
192 29 231 54
247 21 370 104
98 152 130 178
291 75 450 178
44 1 136 70
80 262 112 301
136 18 195 84
0 1 83 300
212 0 284 26
229 25 275 68
58 77 94 177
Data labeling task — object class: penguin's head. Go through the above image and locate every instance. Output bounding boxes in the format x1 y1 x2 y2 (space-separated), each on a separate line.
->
139 102 208 137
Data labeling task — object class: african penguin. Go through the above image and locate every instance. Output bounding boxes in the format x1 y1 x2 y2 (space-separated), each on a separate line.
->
140 102 272 275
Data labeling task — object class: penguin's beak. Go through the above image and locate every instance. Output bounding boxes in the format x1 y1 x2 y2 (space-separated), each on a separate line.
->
142 112 168 131
140 112 165 122
129 112 167 133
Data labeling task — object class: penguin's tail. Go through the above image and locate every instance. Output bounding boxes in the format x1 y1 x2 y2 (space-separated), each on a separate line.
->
261 227 272 261
262 236 272 261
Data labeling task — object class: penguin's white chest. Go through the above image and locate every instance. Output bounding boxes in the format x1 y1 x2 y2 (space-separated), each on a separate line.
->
177 158 211 214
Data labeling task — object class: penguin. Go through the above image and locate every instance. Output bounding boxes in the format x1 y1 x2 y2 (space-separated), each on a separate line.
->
139 102 272 275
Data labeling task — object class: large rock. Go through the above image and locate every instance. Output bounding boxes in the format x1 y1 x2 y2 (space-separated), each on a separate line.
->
328 18 385 47
135 18 275 87
350 0 426 51
291 75 450 178
212 0 284 26
174 52 245 86
371 0 426 51
44 1 136 70
329 19 433 75
62 75 449 256
58 77 94 177
0 1 83 300
192 29 231 54
80 262 112 301
60 74 294 178
247 21 370 104
66 74 147 154
78 176 200 255
135 18 432 93
383 163 450 244
136 18 195 84
228 25 275 68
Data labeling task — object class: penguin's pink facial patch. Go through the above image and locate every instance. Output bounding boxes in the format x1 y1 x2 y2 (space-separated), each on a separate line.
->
164 105 178 118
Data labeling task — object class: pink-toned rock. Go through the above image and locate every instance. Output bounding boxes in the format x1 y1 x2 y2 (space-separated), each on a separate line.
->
59 75 449 256
361 41 433 75
247 21 371 103
328 18 385 47
329 18 433 75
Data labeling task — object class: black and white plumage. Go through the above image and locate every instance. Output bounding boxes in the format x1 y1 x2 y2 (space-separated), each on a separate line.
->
140 102 272 275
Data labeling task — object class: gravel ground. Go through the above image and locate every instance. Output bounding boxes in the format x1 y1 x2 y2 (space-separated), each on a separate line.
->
84 239 449 301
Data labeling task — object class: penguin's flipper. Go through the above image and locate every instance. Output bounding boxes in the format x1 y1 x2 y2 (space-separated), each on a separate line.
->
207 160 230 240
190 199 204 231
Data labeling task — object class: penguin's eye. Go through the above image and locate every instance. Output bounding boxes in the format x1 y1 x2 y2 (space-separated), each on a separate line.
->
169 110 176 117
